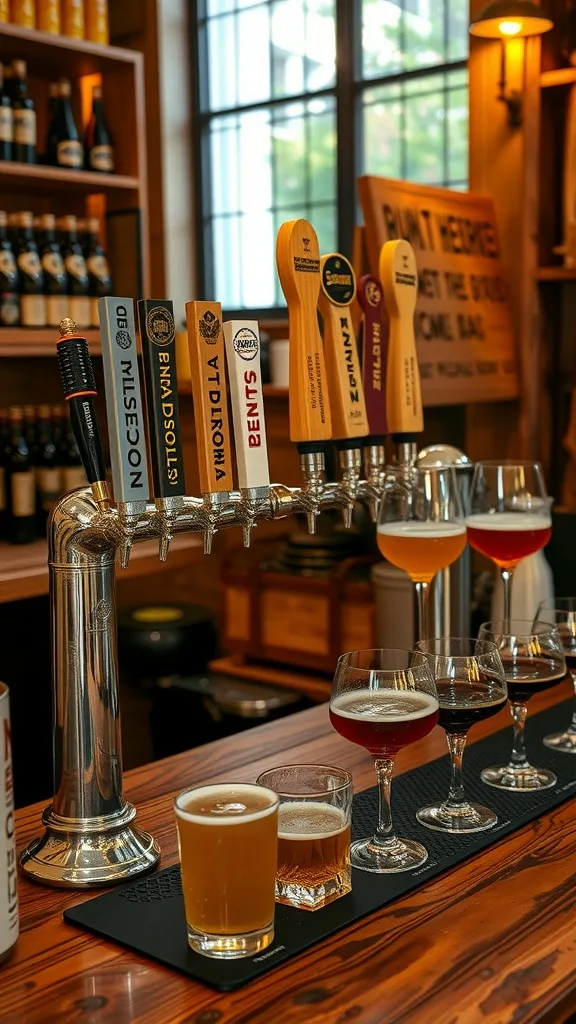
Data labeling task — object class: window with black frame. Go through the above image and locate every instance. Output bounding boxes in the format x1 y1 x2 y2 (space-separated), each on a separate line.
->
194 0 468 313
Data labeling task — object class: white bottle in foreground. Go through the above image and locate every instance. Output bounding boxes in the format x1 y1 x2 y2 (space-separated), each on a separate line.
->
491 549 554 622
0 683 18 966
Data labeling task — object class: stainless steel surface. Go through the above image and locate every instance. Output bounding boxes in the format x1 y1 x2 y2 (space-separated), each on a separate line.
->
360 443 387 522
338 446 362 528
395 440 418 469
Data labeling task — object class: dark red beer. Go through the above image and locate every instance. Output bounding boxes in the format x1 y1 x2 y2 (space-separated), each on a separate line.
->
466 512 551 569
329 688 439 756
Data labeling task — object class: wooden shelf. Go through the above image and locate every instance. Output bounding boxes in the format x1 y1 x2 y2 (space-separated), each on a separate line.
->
0 161 139 195
0 21 140 76
541 67 576 89
535 267 576 281
0 328 101 356
0 533 203 604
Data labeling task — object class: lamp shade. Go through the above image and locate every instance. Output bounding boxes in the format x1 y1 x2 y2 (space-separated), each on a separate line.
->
470 0 553 38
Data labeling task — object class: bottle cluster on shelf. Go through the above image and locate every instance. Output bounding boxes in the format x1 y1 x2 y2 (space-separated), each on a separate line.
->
0 210 111 329
0 403 87 545
0 58 114 172
0 1 109 44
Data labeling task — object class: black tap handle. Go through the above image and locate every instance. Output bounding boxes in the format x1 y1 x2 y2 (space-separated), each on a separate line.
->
56 325 106 488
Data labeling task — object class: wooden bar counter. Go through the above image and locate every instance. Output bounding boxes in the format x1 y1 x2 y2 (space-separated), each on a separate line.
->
3 686 576 1024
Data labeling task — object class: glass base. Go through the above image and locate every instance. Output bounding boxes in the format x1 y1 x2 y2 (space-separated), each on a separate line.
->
543 730 576 754
187 921 274 959
275 868 351 911
481 764 557 792
351 835 428 874
416 801 497 834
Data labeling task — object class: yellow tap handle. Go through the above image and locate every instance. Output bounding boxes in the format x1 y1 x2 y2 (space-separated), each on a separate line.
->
379 239 423 438
318 253 368 442
185 300 234 493
276 219 332 446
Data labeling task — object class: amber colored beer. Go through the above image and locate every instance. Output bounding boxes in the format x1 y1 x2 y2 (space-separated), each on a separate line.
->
377 521 467 583
175 783 278 957
276 802 351 908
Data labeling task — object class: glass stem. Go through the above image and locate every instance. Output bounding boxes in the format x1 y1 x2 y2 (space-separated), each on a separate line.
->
414 580 429 642
443 732 469 810
501 566 515 632
373 758 396 848
568 673 576 735
509 702 530 770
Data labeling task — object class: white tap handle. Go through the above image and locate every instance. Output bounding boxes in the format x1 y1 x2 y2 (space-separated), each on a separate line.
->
223 320 270 490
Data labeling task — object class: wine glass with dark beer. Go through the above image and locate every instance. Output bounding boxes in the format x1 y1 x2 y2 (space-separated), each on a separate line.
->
377 467 466 641
479 620 565 791
329 649 439 873
535 598 576 753
467 462 551 629
415 638 507 833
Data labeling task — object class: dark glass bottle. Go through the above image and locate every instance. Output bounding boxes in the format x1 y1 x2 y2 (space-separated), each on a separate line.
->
0 408 7 539
84 217 111 327
39 213 68 328
0 63 13 163
7 212 18 251
16 211 46 328
84 84 114 173
58 214 89 326
48 79 83 170
5 406 36 545
0 211 19 327
11 61 36 164
34 404 59 534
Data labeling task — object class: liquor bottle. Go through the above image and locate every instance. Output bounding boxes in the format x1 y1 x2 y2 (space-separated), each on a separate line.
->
16 212 46 328
0 1 8 22
5 406 36 545
84 218 111 326
34 405 59 534
0 212 19 327
86 0 109 44
58 215 90 326
23 405 36 452
39 213 69 327
62 0 85 39
9 0 35 28
49 80 83 170
37 0 61 34
7 213 18 250
0 409 7 539
85 85 114 173
11 62 36 165
60 414 87 491
0 65 13 163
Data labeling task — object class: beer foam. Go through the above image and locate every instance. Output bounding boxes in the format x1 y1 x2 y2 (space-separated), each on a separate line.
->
175 784 278 825
278 802 348 841
377 522 466 539
466 512 551 531
331 688 439 722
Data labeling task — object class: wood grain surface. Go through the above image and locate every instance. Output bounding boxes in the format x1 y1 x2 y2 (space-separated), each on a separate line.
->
4 684 576 1024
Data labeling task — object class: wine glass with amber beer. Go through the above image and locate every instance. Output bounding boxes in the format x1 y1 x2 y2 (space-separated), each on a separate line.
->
330 649 439 873
377 466 466 641
466 461 551 629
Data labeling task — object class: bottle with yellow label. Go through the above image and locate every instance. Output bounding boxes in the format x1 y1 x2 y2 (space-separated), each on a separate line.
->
0 1 9 24
9 0 35 28
86 0 109 44
37 0 61 34
62 0 85 39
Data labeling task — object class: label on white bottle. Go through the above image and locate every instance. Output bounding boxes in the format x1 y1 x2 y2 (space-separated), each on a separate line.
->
13 109 36 146
11 472 35 517
37 467 61 511
57 139 83 169
89 145 114 173
20 294 46 327
46 295 69 327
62 465 87 491
69 296 90 327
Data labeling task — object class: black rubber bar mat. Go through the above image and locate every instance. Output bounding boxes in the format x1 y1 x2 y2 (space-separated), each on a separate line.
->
64 698 576 991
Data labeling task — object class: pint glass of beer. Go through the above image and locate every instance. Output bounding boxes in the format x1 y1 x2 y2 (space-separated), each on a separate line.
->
174 782 279 958
256 764 353 911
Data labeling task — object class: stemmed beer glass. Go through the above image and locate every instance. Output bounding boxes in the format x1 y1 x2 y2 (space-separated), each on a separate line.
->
536 598 576 753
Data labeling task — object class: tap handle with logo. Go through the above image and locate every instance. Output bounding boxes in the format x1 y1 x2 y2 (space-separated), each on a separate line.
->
185 300 234 494
56 317 109 509
276 219 332 454
223 320 270 491
357 273 389 442
137 299 186 499
98 297 150 506
318 253 368 446
379 240 423 443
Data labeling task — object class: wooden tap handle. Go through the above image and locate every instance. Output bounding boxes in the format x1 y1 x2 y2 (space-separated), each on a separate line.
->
185 300 234 494
357 273 388 439
276 218 332 447
318 253 368 443
223 320 270 490
379 240 423 439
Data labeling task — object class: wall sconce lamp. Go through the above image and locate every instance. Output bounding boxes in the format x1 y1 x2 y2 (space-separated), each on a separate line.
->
470 1 553 127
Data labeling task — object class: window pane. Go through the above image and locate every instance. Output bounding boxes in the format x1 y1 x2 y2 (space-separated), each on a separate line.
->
207 14 237 111
448 3 468 61
210 117 240 215
362 85 403 180
308 100 337 203
447 80 468 183
362 0 469 78
272 104 307 209
404 78 445 184
213 215 242 308
237 6 271 105
403 1 445 72
271 0 335 99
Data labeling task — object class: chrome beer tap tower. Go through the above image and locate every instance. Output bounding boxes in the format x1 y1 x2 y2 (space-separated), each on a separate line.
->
20 221 430 888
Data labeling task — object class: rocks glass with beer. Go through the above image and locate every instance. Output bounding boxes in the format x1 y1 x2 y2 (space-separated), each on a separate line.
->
174 782 279 958
256 764 353 911
330 649 439 873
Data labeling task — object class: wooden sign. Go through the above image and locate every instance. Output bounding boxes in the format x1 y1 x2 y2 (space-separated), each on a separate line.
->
358 176 519 406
